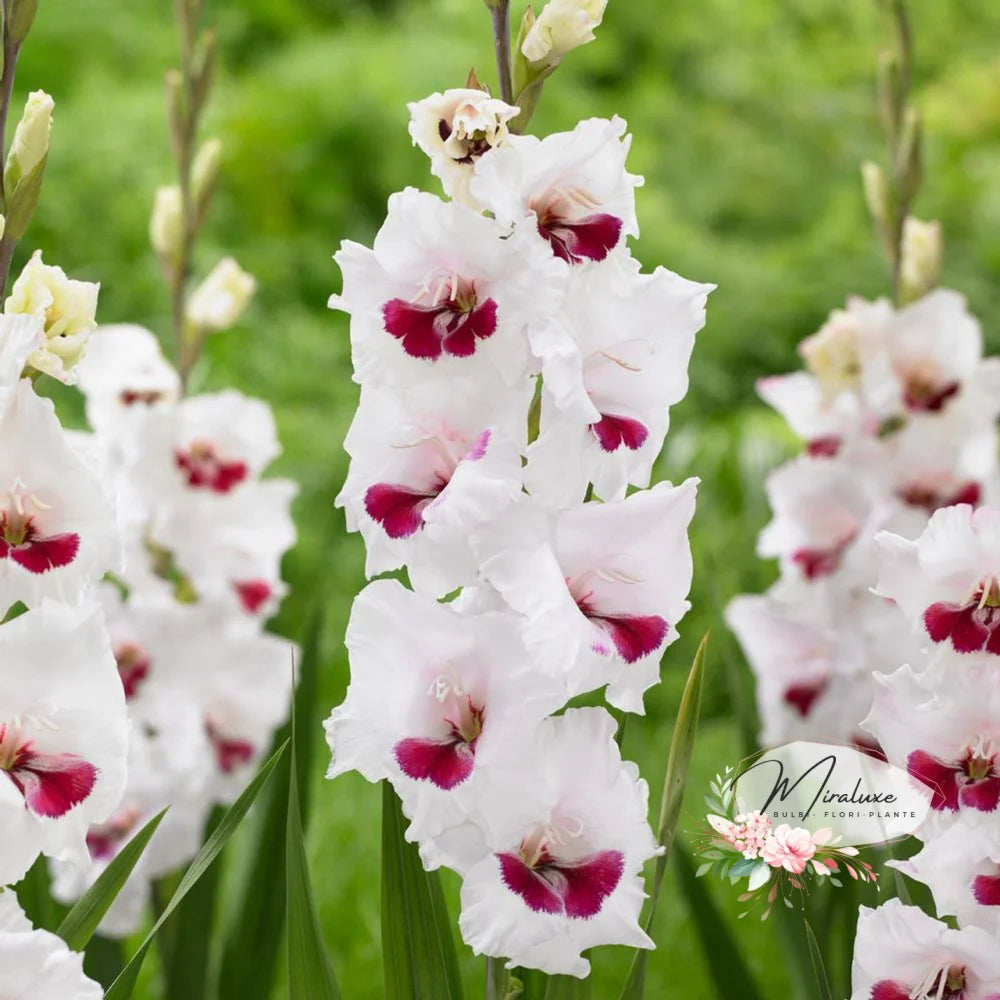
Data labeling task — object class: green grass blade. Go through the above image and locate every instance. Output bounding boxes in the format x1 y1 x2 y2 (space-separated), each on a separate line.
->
56 808 168 950
804 918 833 1000
381 782 464 1000
161 807 225 1000
103 740 289 1000
672 842 765 1000
218 604 326 1000
619 632 709 1000
286 644 343 1000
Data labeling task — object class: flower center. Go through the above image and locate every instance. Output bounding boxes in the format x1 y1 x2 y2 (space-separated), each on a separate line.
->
0 478 80 574
790 529 856 580
0 719 98 818
497 822 625 918
392 676 485 790
87 805 143 861
907 737 1000 813
923 576 1000 655
569 570 668 663
175 441 248 493
533 188 623 264
114 643 152 700
897 357 960 413
382 272 498 361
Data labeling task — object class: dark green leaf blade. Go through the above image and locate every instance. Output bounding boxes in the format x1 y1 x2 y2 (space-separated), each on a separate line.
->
56 808 167 950
218 603 326 1000
619 632 709 1000
672 842 765 1000
103 740 289 1000
804 917 834 1000
381 781 464 1000
287 648 342 1000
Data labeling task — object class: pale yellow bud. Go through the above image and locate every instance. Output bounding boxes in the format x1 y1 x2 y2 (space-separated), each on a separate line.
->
6 90 53 185
191 138 222 209
799 310 863 398
150 186 183 261
900 217 942 302
186 257 256 333
5 250 100 384
521 0 607 66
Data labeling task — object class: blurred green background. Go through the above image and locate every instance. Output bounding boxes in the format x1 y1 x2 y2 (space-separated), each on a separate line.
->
19 0 1000 996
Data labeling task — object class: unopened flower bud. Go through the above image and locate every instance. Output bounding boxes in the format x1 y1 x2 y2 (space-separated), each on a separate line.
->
6 90 52 185
900 217 942 303
6 0 39 44
521 0 607 66
191 138 222 211
5 250 100 383
186 257 256 333
150 185 183 262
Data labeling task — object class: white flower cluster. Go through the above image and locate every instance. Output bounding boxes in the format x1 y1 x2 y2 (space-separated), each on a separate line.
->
0 258 123 996
32 320 297 937
849 504 1000 998
727 290 1000 750
324 89 711 977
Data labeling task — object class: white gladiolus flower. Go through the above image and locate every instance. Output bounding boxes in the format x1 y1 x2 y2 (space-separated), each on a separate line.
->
521 0 608 66
470 116 642 266
473 480 697 712
331 187 565 388
850 899 1000 1000
5 251 100 384
0 600 128 886
325 580 566 868
525 263 710 505
0 890 101 1000
0 313 43 395
337 377 528 596
456 708 659 978
408 89 519 207
76 324 181 436
0 379 121 612
186 256 256 332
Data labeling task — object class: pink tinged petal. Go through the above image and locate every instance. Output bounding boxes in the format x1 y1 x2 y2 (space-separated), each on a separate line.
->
783 680 828 718
590 414 649 453
497 853 563 915
364 483 441 539
948 482 982 508
3 531 80 574
393 737 476 790
588 612 668 663
538 213 623 264
907 750 960 811
870 983 913 1000
234 579 273 614
175 450 248 493
464 429 491 462
86 830 117 861
972 872 1000 906
7 751 98 818
959 775 1000 812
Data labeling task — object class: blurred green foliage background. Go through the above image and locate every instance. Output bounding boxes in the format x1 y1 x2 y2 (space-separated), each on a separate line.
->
19 0 1000 996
